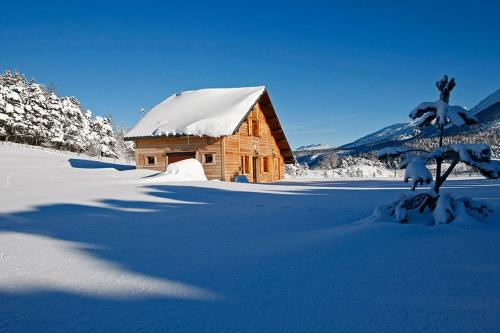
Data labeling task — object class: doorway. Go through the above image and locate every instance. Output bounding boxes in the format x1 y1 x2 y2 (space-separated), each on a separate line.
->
252 156 258 182
166 152 196 170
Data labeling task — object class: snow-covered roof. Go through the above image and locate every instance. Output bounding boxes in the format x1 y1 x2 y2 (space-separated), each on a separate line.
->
126 86 295 163
126 86 266 138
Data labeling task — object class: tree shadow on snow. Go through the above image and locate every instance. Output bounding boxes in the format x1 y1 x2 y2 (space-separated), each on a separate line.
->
0 179 499 332
68 158 135 171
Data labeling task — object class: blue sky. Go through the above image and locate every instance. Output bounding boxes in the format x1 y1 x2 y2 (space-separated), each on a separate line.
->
1 1 499 148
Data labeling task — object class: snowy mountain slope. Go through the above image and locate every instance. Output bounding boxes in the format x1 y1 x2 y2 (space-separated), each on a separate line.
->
470 89 500 116
341 122 417 149
470 89 500 124
340 88 500 152
1 145 500 332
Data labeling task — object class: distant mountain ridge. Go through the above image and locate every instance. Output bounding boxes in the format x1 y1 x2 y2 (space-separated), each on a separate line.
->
339 88 500 153
294 89 500 169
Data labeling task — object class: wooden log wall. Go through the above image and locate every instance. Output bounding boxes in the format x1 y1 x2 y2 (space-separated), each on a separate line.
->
223 102 285 182
134 136 223 180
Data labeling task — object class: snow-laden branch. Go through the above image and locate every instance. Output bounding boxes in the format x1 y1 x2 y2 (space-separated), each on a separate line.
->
378 143 499 193
409 100 478 127
449 144 500 179
450 144 491 163
403 158 433 190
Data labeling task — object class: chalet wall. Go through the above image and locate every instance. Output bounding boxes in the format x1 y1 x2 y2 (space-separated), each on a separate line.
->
223 102 285 182
134 136 223 180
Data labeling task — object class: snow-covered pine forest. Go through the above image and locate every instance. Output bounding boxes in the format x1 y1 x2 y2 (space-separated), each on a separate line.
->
288 153 396 178
0 71 134 160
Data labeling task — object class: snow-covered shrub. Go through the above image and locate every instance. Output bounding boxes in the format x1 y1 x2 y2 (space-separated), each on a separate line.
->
374 75 499 225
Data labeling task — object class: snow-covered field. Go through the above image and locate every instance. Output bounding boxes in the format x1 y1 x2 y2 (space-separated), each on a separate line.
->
1 145 500 332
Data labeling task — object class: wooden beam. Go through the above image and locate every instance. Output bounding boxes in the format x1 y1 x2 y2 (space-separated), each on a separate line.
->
221 137 225 181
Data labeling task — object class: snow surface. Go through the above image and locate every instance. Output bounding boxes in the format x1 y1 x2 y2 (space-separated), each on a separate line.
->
142 158 208 182
126 86 265 138
1 144 500 332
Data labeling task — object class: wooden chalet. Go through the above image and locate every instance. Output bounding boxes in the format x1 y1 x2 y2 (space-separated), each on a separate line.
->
125 86 294 182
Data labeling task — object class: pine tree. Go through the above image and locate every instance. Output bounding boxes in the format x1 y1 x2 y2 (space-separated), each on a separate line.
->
113 125 135 162
375 75 500 224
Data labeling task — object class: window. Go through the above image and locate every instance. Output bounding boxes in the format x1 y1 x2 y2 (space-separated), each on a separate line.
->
252 120 260 137
263 156 270 173
241 155 250 174
246 156 251 173
146 156 155 165
203 153 215 165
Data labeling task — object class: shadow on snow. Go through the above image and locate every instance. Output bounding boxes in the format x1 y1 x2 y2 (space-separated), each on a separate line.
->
0 179 499 331
68 158 135 171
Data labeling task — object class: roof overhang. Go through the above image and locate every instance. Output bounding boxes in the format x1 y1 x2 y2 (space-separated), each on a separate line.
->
234 90 294 164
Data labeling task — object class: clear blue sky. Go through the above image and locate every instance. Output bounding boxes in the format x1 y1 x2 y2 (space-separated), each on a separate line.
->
1 1 499 148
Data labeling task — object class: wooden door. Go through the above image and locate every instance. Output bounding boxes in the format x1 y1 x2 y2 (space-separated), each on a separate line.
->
277 157 281 180
166 152 196 166
252 156 258 182
274 157 278 181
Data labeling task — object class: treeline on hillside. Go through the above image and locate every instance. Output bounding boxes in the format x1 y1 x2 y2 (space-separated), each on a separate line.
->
355 126 499 161
405 125 500 159
295 148 394 169
0 71 134 160
292 125 499 174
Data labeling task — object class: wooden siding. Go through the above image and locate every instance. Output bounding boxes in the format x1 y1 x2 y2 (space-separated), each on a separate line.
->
223 101 285 182
134 136 223 180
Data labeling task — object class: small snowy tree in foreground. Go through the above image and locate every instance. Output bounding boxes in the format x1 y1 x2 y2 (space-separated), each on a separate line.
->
375 75 500 224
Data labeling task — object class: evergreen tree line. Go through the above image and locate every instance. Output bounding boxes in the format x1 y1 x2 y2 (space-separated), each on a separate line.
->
0 71 134 160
